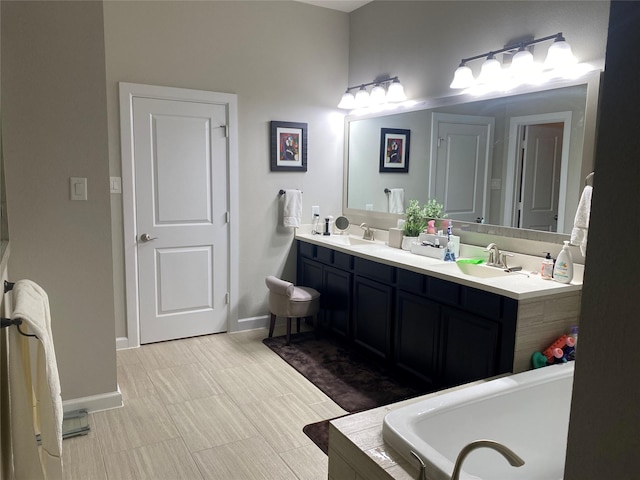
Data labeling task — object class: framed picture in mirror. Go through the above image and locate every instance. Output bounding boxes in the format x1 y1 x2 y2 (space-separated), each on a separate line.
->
270 121 307 171
379 128 410 173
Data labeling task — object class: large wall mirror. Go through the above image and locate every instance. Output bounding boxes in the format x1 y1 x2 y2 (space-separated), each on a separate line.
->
343 72 601 237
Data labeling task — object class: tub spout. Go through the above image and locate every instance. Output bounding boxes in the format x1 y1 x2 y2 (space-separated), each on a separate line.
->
450 439 524 480
410 451 427 480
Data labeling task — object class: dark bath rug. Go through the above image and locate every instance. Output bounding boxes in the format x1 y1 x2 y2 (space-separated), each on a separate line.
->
262 331 432 454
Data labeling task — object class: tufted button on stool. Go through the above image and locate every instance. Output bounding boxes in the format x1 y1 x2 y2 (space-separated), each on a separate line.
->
265 276 320 346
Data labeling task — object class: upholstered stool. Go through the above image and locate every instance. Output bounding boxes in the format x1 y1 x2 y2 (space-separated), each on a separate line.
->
265 276 320 346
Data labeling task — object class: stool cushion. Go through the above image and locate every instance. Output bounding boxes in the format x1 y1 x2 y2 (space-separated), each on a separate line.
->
265 276 320 318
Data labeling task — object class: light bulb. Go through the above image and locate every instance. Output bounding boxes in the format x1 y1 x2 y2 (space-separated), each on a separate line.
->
337 91 356 109
450 64 475 89
386 79 407 103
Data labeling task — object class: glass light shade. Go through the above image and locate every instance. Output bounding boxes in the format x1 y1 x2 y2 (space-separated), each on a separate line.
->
370 84 387 104
337 91 356 109
450 65 475 89
510 49 534 74
386 80 407 103
477 57 503 85
354 87 370 108
544 40 577 69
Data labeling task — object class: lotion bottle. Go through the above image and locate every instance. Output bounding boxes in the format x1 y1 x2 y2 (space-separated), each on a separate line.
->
553 241 574 284
541 252 554 279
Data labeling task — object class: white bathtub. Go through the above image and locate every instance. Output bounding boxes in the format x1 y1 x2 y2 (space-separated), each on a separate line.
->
383 362 574 480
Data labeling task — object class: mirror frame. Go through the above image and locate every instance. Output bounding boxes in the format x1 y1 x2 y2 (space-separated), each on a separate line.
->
342 71 602 244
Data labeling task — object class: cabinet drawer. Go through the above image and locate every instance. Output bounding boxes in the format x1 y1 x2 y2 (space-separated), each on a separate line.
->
460 287 502 320
397 268 426 295
298 241 315 259
316 245 333 264
354 257 395 283
427 277 460 305
334 251 353 270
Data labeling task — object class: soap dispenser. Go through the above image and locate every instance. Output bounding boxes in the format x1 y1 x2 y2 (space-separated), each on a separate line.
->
553 241 574 284
541 252 554 279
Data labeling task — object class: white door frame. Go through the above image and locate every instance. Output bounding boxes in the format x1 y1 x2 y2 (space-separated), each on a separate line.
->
503 112 572 229
119 82 239 349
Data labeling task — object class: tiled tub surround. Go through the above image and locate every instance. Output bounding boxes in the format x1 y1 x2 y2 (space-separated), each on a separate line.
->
296 231 582 376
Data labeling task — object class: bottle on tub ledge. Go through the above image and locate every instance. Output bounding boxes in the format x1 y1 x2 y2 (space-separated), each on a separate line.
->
552 241 574 283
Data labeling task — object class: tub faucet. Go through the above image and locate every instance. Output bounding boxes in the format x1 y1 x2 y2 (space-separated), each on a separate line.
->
451 439 525 480
360 223 374 241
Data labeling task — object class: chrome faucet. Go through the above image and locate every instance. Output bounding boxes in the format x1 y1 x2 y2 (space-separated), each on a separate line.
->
485 243 501 266
360 223 374 241
451 439 525 480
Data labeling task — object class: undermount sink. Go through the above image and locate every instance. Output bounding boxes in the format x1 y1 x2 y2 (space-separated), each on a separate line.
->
453 261 512 278
322 235 375 246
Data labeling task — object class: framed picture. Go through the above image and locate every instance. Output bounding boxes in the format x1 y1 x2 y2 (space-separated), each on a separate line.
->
379 128 410 173
270 121 308 171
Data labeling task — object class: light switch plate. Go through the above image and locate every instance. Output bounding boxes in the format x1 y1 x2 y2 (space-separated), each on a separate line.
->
70 177 87 201
110 176 122 194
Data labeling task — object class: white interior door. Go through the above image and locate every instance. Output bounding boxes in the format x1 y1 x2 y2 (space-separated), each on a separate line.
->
133 97 229 344
431 113 494 222
518 123 564 231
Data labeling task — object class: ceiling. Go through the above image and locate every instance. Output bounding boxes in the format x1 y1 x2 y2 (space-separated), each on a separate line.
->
296 0 372 13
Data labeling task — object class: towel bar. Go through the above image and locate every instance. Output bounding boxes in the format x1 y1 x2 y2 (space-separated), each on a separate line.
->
1 281 38 338
279 189 303 196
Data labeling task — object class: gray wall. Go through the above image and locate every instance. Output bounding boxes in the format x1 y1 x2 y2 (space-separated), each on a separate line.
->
349 1 609 100
1 0 349 403
565 2 640 477
1 1 117 401
103 1 348 337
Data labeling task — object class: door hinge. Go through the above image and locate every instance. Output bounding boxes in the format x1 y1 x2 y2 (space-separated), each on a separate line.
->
225 211 230 223
225 292 230 305
220 124 228 138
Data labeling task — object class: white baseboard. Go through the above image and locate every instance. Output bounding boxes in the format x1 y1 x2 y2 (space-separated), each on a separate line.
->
116 336 130 350
233 314 269 332
63 387 123 414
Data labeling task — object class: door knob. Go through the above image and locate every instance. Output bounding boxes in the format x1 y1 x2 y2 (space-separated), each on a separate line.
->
140 233 157 242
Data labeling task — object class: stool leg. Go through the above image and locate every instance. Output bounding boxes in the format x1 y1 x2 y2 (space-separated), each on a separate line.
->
268 313 276 338
296 317 301 333
286 317 292 346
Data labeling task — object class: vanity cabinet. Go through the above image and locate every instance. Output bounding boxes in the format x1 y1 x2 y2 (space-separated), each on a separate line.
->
297 240 518 389
298 242 352 339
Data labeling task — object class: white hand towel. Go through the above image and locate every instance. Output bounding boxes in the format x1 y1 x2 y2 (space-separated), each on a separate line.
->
570 185 592 256
9 279 63 480
389 188 405 214
283 189 302 228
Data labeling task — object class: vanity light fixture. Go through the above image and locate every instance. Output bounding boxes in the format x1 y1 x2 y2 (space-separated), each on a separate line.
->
450 32 578 91
338 76 407 109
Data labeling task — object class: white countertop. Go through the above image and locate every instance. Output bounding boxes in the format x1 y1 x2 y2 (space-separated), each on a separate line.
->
295 232 583 301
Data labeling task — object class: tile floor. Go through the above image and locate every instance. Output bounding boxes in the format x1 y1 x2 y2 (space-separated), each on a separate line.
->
62 327 347 480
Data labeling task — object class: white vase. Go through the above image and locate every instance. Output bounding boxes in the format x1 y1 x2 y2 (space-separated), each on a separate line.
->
401 236 418 251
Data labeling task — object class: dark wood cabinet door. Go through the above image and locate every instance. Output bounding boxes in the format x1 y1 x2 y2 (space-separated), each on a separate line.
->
440 306 500 387
395 291 441 387
353 275 393 360
322 265 352 339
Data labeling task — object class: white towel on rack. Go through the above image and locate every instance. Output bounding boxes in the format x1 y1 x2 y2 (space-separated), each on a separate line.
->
389 188 404 214
571 185 592 256
8 280 63 480
282 189 302 228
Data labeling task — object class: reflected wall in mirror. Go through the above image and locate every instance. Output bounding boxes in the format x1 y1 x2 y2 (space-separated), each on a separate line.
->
345 74 600 234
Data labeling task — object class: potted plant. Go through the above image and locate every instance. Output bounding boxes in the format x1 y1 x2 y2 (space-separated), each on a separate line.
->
402 199 427 249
